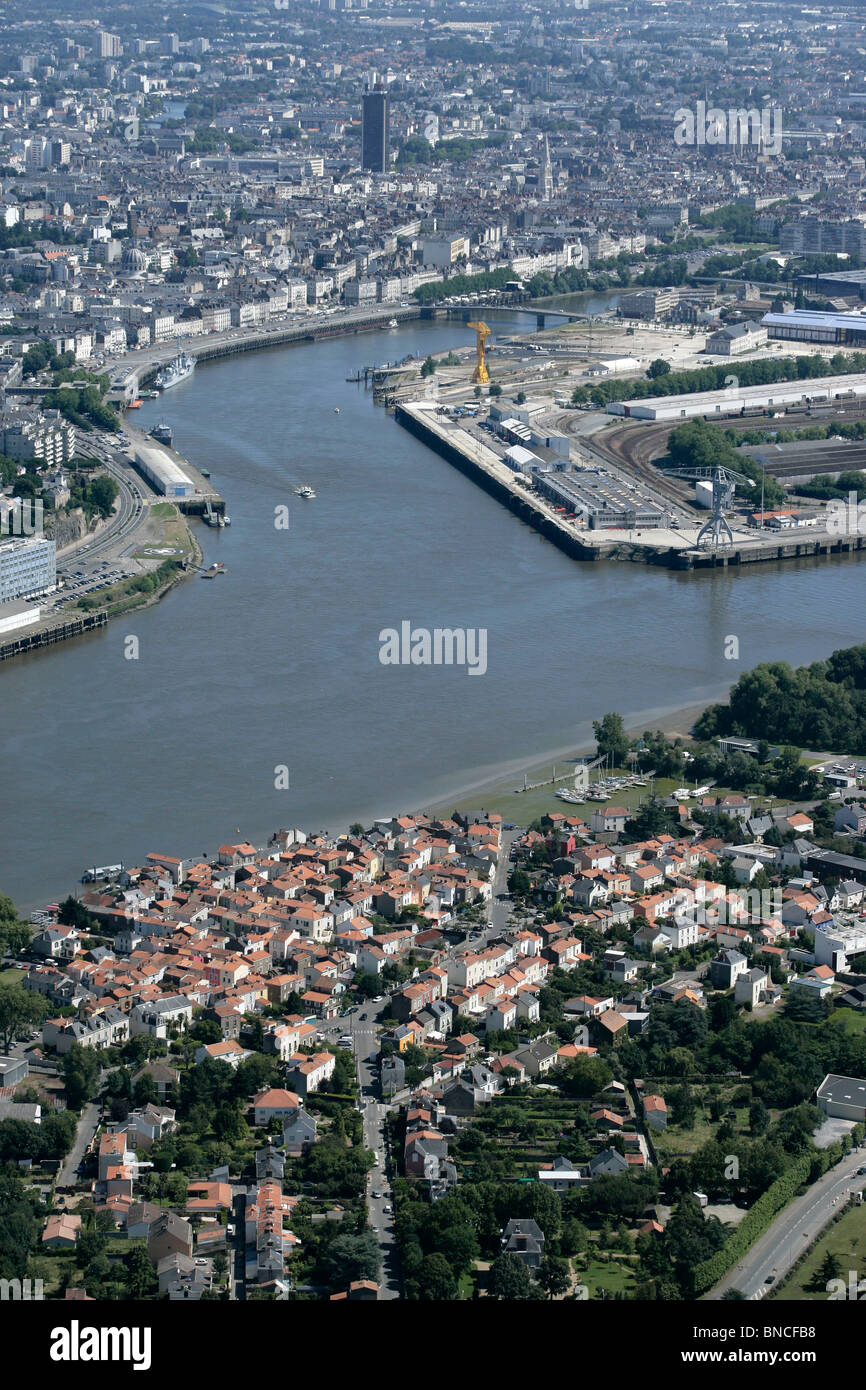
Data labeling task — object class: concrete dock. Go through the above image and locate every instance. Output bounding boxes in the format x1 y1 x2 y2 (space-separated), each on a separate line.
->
397 401 866 572
395 401 603 562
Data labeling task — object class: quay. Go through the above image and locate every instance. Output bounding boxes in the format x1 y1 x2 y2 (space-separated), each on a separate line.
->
670 533 866 569
397 401 866 572
0 610 107 662
395 401 603 563
118 305 424 403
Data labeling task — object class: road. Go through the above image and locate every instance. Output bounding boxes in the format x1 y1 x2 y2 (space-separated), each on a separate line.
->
57 1100 100 1187
314 830 522 1298
55 432 146 568
707 1148 866 1300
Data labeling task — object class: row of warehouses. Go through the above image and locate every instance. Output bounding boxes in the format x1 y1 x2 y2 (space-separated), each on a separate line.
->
487 401 667 529
606 371 866 422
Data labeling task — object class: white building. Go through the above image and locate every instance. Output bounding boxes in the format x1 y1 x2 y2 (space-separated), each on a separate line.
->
0 535 56 602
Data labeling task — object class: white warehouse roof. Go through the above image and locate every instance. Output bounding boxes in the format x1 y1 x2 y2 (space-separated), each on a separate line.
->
133 442 193 491
605 372 866 421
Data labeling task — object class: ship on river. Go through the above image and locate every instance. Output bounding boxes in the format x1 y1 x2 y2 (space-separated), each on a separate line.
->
155 351 196 391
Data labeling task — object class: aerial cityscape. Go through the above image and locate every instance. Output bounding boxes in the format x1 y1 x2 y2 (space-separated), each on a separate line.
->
1 0 866 1347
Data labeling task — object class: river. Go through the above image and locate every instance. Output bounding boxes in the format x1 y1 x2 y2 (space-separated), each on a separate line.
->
2 311 864 910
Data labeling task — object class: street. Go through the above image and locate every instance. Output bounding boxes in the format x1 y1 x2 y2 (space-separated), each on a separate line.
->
708 1148 866 1300
313 830 521 1299
57 1100 100 1188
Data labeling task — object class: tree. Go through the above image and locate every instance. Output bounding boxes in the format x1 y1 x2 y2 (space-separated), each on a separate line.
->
417 1251 457 1299
538 1254 570 1299
0 1165 38 1279
813 1249 841 1291
592 711 629 766
57 896 96 931
323 1232 381 1289
189 1018 222 1044
648 358 671 378
0 895 31 954
557 1054 612 1098
124 1243 157 1298
488 1253 533 1300
62 1044 100 1110
0 985 45 1051
488 383 502 397
213 1102 248 1143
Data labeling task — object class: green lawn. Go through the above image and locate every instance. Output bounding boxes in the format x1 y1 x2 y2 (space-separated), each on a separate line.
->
150 502 178 518
0 967 23 985
769 1202 866 1301
577 1256 637 1298
820 1011 866 1038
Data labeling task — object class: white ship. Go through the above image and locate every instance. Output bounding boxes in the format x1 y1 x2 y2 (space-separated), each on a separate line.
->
155 350 196 391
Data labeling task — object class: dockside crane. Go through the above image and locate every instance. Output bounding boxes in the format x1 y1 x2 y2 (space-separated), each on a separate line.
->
661 464 752 551
467 320 491 384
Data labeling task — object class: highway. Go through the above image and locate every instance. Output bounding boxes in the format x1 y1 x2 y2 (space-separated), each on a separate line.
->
54 431 147 581
707 1148 866 1300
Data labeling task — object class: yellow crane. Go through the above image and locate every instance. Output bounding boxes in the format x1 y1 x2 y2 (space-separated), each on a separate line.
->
467 320 491 384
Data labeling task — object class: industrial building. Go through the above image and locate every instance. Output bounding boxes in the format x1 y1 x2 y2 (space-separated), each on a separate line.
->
796 267 866 299
619 288 681 319
533 467 665 529
740 437 866 485
0 535 56 602
705 320 768 356
605 371 866 421
761 309 866 347
0 598 40 635
816 1073 866 1123
132 442 195 499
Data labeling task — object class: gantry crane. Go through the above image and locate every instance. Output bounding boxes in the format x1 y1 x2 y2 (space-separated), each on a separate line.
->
662 464 752 551
467 320 491 384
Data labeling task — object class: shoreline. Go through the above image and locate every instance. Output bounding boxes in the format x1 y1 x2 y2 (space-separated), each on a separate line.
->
43 693 724 920
416 693 728 823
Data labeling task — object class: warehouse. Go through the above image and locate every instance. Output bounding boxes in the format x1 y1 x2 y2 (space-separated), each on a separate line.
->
132 442 195 498
816 1073 866 1122
761 309 866 347
605 371 866 421
534 467 664 529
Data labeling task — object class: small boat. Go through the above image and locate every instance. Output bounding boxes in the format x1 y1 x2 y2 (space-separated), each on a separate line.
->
200 467 211 478
201 562 226 579
334 407 340 414
295 485 316 499
150 421 173 446
223 515 231 525
388 319 398 328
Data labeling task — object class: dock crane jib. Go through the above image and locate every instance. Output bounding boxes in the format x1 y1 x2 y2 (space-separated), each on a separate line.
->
467 320 491 384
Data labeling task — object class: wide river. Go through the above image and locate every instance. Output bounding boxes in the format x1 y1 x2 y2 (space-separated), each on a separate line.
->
2 311 865 910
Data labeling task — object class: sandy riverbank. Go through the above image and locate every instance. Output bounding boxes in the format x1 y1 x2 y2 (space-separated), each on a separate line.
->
423 695 726 825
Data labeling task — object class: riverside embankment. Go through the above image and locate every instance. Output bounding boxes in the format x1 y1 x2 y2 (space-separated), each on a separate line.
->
5 312 866 912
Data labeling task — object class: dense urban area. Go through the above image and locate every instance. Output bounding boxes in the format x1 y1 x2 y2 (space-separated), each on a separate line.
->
2 0 866 1327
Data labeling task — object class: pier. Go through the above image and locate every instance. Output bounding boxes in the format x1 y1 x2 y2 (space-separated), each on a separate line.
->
0 610 107 662
395 402 603 562
397 401 866 573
